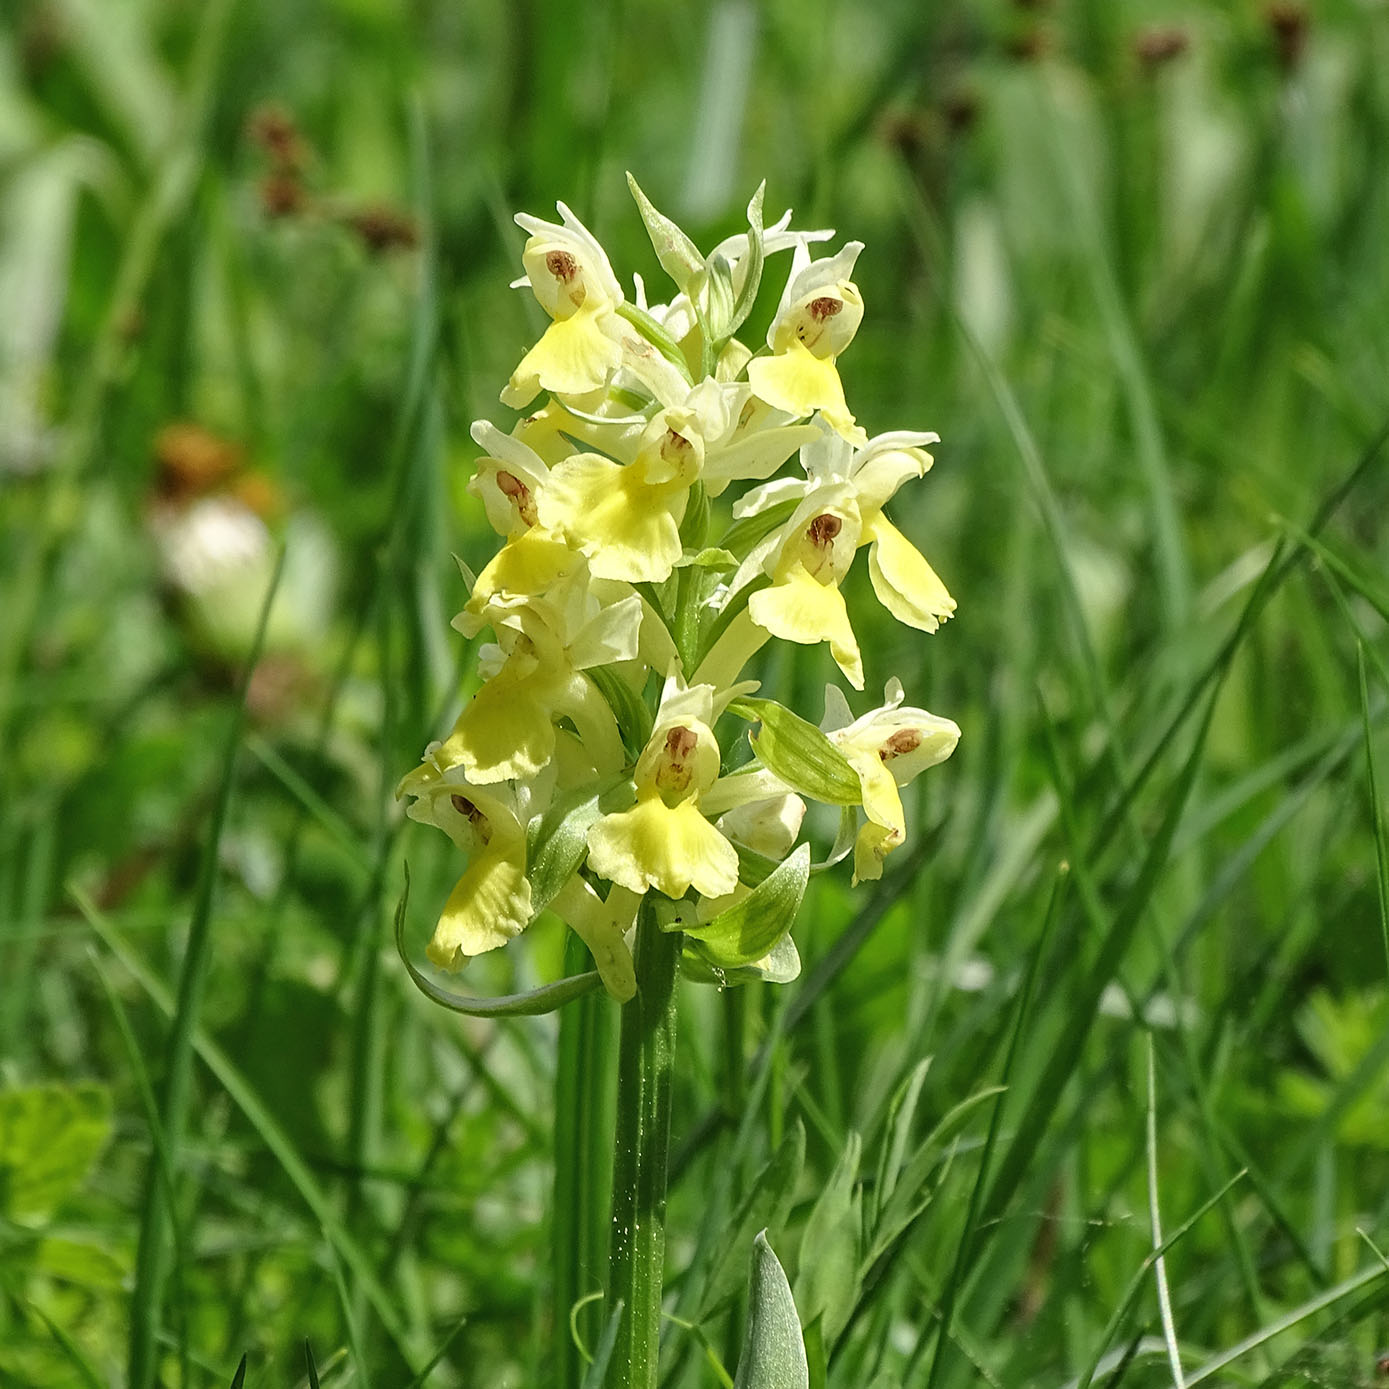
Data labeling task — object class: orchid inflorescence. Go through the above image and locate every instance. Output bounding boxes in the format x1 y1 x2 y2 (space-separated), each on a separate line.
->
398 177 961 1003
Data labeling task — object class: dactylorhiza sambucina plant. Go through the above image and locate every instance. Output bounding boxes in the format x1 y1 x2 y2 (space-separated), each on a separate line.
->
395 177 960 1383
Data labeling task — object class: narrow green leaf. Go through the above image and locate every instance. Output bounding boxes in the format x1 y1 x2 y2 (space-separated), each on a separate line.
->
873 1058 931 1228
681 844 810 967
78 894 419 1365
614 301 694 383
626 172 704 293
866 1086 1006 1268
730 699 861 806
579 1299 624 1389
392 869 602 1016
229 1354 247 1389
725 182 766 340
733 1232 810 1389
678 481 711 551
795 1131 862 1347
699 1121 806 1318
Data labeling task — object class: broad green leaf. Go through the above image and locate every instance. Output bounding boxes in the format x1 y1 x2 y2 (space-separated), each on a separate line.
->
526 780 609 918
681 844 810 967
0 1083 112 1225
795 1131 862 1347
699 1121 806 1319
678 547 738 572
730 699 862 805
627 172 704 293
733 1232 809 1389
680 933 801 987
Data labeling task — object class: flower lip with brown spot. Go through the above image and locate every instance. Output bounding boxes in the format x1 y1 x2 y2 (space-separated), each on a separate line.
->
880 729 923 761
807 513 843 548
655 725 699 797
545 249 579 281
809 296 844 322
495 470 538 527
450 794 492 842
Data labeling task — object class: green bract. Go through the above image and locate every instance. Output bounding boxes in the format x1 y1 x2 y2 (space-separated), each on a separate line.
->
397 179 960 1001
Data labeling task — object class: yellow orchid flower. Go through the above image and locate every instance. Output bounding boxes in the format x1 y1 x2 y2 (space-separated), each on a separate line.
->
441 585 638 783
536 409 703 583
741 483 867 688
501 204 626 409
586 677 740 900
746 241 867 445
395 756 533 970
821 680 961 884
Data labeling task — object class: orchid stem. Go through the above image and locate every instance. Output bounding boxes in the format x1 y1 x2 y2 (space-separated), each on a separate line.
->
607 896 681 1386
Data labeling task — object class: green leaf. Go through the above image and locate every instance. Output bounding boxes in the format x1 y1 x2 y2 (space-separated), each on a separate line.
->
733 1232 810 1389
873 1058 931 1228
627 172 705 294
525 780 612 917
718 499 799 560
699 1121 806 1319
0 1083 112 1225
701 254 737 344
393 867 603 1017
729 699 862 805
680 934 801 987
587 666 654 763
679 480 711 551
794 1131 862 1347
724 182 767 341
229 1353 247 1389
580 1299 624 1389
614 300 694 383
865 1086 1005 1268
681 844 810 967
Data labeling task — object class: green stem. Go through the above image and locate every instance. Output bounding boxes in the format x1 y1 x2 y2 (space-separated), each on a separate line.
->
608 898 682 1386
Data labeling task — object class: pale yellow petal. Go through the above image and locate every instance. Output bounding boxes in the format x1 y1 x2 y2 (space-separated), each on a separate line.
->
501 300 622 408
427 850 532 969
864 515 956 633
551 877 638 1001
851 819 902 887
748 562 864 689
586 793 739 900
446 673 556 782
537 453 682 582
746 339 852 423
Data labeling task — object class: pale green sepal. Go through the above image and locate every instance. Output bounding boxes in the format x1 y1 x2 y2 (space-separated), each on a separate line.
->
587 665 654 762
394 867 601 1016
680 844 809 968
524 780 611 917
626 172 704 294
614 301 694 384
733 1232 810 1389
729 698 862 805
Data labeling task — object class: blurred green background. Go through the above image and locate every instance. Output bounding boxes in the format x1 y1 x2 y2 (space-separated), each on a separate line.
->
3 0 1389 1385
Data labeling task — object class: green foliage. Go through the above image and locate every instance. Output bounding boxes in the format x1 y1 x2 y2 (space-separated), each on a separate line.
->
4 0 1389 1384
